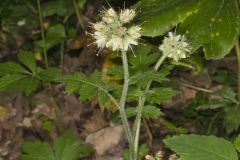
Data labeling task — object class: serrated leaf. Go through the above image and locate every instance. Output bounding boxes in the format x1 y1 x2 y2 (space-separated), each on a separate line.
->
58 71 105 102
214 87 238 104
22 141 55 160
0 74 39 95
0 62 30 76
142 105 163 119
54 133 83 160
147 87 175 104
164 134 238 160
196 101 229 110
79 71 101 101
224 106 240 134
126 105 162 119
18 50 36 73
38 68 60 81
129 44 158 72
179 0 239 59
22 132 92 160
141 0 202 37
130 70 168 88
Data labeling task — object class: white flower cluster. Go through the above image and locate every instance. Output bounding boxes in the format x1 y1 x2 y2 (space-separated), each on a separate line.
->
159 32 191 62
92 8 141 52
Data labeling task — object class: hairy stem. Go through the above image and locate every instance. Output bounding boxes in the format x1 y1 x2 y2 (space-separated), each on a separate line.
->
133 53 168 158
236 39 240 102
120 51 134 159
37 0 48 68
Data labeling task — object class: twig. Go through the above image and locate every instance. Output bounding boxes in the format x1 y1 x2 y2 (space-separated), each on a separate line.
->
180 81 213 93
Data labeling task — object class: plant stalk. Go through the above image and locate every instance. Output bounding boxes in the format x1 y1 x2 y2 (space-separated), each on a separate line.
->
120 51 134 160
73 0 85 30
37 0 48 68
133 53 168 158
236 39 240 102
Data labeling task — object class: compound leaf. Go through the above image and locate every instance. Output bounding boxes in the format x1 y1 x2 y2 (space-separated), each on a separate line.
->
54 133 83 160
22 141 55 160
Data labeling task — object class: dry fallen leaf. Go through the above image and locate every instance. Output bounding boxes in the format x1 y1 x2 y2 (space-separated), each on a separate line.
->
85 125 124 156
83 111 107 135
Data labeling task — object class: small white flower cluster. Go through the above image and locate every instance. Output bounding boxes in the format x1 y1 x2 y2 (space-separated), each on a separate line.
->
159 32 191 62
92 8 141 52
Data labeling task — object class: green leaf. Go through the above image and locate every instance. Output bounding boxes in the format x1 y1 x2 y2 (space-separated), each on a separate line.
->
46 24 66 49
123 144 149 160
126 106 163 119
22 141 55 160
54 133 83 160
142 105 163 119
141 0 202 37
196 101 229 110
18 50 36 73
138 144 149 160
224 106 240 134
234 135 240 152
0 62 29 76
38 68 60 82
0 74 39 95
58 71 104 102
164 134 238 160
214 87 238 104
147 87 175 104
42 0 74 17
178 0 240 59
22 133 92 160
78 71 101 101
129 44 158 72
163 121 189 134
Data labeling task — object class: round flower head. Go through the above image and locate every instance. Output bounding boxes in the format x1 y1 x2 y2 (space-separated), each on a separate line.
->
92 8 141 52
159 32 191 61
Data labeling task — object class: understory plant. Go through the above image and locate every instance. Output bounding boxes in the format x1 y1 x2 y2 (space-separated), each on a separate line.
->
59 8 191 160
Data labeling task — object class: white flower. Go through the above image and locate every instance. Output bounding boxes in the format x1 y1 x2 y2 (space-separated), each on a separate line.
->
127 26 141 39
106 35 123 51
119 9 136 24
93 22 105 31
92 8 141 52
159 32 191 61
102 8 118 24
93 31 108 49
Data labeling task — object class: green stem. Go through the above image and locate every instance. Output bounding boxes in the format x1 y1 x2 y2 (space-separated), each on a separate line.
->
73 0 85 30
120 51 134 160
60 41 64 70
133 53 168 158
236 39 240 102
37 0 48 68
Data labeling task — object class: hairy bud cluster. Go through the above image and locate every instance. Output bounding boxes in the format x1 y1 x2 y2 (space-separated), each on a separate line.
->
159 32 191 61
92 8 141 52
